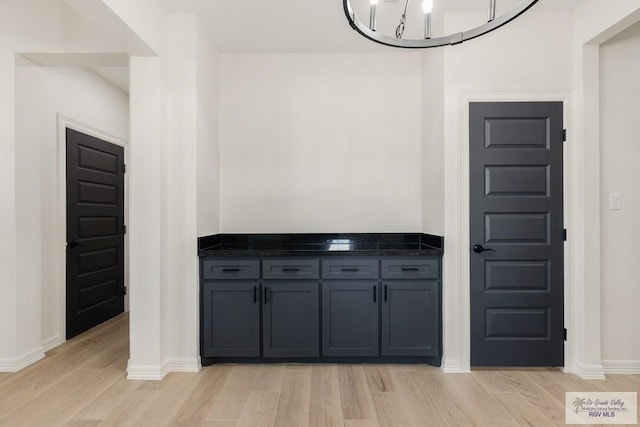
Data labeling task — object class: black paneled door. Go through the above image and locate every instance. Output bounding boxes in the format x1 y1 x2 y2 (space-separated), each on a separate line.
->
66 128 125 339
470 102 564 366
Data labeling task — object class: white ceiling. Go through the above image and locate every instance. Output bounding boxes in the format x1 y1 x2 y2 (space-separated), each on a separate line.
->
91 67 129 93
18 53 130 94
158 0 585 53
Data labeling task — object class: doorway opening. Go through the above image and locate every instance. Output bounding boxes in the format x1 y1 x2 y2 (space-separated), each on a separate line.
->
14 53 129 353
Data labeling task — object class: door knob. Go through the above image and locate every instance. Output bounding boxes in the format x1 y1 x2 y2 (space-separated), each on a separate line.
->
473 244 495 253
67 240 85 249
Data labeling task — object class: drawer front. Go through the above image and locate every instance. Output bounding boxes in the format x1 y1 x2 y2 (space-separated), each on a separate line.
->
381 258 439 280
202 259 260 280
322 259 379 280
263 259 319 280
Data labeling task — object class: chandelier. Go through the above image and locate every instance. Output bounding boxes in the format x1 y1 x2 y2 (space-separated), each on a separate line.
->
343 0 539 48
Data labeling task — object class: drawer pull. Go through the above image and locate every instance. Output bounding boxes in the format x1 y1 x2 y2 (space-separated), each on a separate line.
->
282 267 300 272
254 286 258 303
373 285 377 303
401 267 420 272
341 268 360 272
264 287 269 304
221 268 241 272
384 284 388 302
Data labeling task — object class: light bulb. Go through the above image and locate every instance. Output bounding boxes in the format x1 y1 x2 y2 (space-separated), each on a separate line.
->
369 0 379 31
422 0 433 14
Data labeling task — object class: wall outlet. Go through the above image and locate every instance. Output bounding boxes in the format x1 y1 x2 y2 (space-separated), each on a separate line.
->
609 193 621 210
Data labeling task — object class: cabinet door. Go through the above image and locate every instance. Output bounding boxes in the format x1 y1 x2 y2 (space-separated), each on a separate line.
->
202 282 260 357
381 281 439 356
322 282 379 357
263 282 319 358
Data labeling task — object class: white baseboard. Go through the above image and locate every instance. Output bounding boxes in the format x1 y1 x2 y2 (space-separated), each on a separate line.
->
602 360 640 374
574 361 606 380
41 335 61 354
163 357 201 374
0 346 46 373
127 357 201 381
126 360 165 380
441 358 469 373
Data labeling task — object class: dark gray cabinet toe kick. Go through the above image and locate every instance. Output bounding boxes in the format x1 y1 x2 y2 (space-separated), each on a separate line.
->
200 255 442 366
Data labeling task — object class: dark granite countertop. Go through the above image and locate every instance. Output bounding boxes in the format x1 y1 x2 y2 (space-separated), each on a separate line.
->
198 233 443 257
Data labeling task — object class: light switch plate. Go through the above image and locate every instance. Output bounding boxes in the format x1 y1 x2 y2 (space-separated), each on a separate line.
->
610 193 621 210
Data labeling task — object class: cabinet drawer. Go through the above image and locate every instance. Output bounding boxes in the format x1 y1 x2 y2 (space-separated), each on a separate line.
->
202 259 260 280
263 259 319 280
381 258 439 279
322 259 379 280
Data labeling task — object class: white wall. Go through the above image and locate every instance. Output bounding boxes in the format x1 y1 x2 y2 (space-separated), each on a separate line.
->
444 12 574 90
15 60 129 349
197 25 221 236
0 52 19 365
599 22 640 368
421 48 444 235
164 14 199 370
219 53 423 233
154 16 222 374
128 56 165 375
14 58 43 361
571 0 640 378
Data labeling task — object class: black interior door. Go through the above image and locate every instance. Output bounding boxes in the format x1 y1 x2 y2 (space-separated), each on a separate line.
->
470 102 564 366
66 128 125 339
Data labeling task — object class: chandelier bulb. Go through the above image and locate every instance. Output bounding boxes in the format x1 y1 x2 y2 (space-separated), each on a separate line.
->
422 0 433 14
424 11 432 39
488 0 496 22
369 0 378 31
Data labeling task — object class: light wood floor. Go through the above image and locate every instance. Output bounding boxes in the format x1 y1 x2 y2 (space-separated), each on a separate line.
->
0 314 638 426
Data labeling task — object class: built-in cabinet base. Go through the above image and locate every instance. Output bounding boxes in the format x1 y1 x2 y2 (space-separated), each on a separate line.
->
199 236 443 367
201 356 442 367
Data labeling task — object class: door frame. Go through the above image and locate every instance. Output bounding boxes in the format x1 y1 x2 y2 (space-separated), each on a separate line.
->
56 114 129 345
442 90 574 374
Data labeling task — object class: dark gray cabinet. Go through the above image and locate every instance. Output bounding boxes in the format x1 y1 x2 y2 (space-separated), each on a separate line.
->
202 282 260 357
263 282 319 358
322 282 379 357
200 255 441 363
381 281 439 356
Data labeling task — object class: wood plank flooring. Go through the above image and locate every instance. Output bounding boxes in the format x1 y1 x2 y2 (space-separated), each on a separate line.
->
0 313 638 426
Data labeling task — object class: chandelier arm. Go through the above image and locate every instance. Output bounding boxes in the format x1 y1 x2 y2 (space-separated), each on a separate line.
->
344 0 539 49
396 0 410 39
